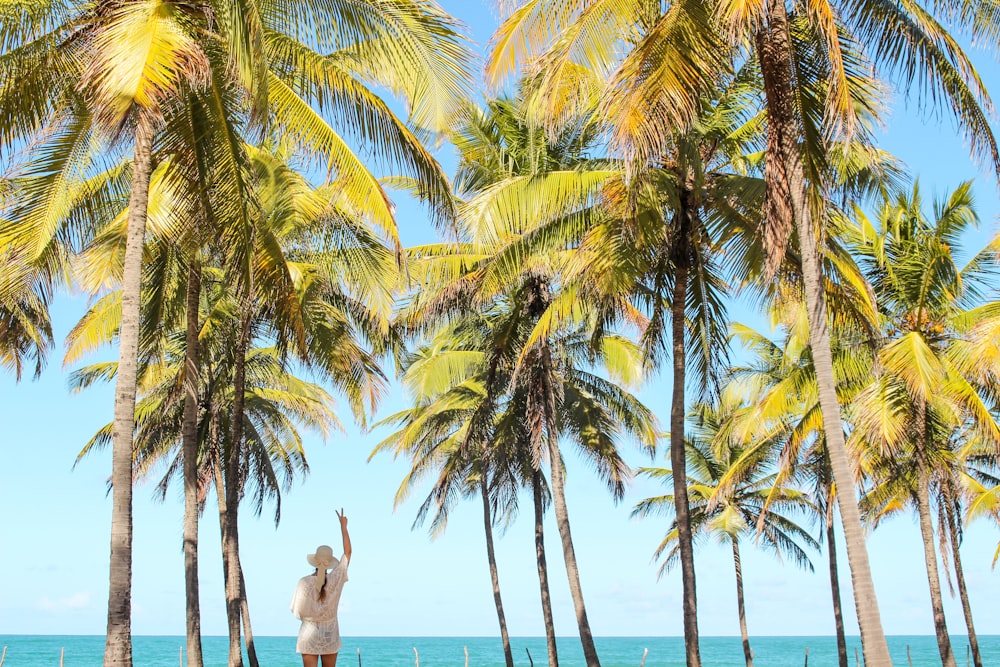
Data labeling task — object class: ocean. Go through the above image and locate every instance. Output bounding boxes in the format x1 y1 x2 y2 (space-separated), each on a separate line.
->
0 635 994 666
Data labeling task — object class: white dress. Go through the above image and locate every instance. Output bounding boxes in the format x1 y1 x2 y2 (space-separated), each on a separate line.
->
290 557 350 654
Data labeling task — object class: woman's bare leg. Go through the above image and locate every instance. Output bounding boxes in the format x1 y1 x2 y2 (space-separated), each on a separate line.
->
302 654 319 667
320 653 339 667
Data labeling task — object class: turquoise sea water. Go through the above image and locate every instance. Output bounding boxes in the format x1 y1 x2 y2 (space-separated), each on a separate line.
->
0 635 995 666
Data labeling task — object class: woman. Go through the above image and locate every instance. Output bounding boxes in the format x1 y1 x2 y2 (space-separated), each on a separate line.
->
291 509 352 667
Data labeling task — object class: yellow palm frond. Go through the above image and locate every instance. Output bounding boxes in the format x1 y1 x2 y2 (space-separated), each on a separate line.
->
486 0 574 89
715 0 766 37
963 473 1000 522
804 0 859 138
73 163 190 293
402 348 486 400
598 333 647 389
709 505 747 537
214 0 268 121
63 290 121 366
949 314 1000 382
326 0 473 136
267 72 397 245
460 170 614 245
84 0 208 127
602 0 729 162
849 375 912 455
880 330 947 400
523 0 644 123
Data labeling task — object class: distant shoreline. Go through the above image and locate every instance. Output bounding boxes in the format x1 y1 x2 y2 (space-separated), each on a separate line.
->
2 633 994 638
3 634 991 667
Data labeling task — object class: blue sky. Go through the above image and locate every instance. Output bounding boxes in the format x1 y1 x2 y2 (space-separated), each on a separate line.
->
3 0 1000 643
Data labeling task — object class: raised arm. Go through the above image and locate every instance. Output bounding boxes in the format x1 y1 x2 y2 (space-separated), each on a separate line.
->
336 508 352 562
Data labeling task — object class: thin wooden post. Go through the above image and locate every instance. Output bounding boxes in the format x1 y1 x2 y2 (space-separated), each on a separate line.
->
1 645 7 667
525 647 534 667
464 646 469 667
640 647 649 667
413 647 419 667
180 645 183 667
906 645 913 667
60 648 65 667
804 646 809 667
357 647 362 667
967 644 971 667
855 646 861 667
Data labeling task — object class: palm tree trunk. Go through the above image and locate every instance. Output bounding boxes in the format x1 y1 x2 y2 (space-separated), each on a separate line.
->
825 487 849 667
480 474 514 667
239 566 259 667
800 207 892 667
546 429 600 667
914 401 956 667
670 199 700 667
533 470 558 667
182 259 203 667
731 539 753 667
212 439 242 667
754 7 891 665
104 113 155 667
943 481 982 667
223 310 251 667
525 280 597 665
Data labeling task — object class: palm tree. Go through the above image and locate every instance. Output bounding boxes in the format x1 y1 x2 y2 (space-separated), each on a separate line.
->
377 307 656 667
73 333 337 516
395 93 630 667
0 6 210 660
883 461 989 667
701 16 991 667
71 293 336 667
723 320 877 667
0 174 52 378
374 319 530 667
847 182 1000 667
634 402 818 667
487 3 1000 663
565 78 769 665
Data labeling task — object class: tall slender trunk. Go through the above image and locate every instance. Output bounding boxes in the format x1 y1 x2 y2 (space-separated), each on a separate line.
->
825 486 849 667
670 200 700 667
533 471 558 667
914 401 956 667
754 6 891 665
943 481 982 667
182 260 203 667
223 310 251 667
212 438 243 667
105 114 155 667
480 474 514 667
546 429 599 667
526 278 597 665
239 567 259 667
731 539 753 667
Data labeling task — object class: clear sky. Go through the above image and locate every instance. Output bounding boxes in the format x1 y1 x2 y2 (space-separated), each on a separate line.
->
3 0 1000 643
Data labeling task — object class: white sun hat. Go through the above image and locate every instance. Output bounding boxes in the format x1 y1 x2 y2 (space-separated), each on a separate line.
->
307 545 339 570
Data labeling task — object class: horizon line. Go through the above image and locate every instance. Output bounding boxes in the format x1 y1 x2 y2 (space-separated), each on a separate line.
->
0 633 990 639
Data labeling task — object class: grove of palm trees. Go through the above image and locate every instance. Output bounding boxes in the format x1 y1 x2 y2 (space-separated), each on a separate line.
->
2 1 1000 666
